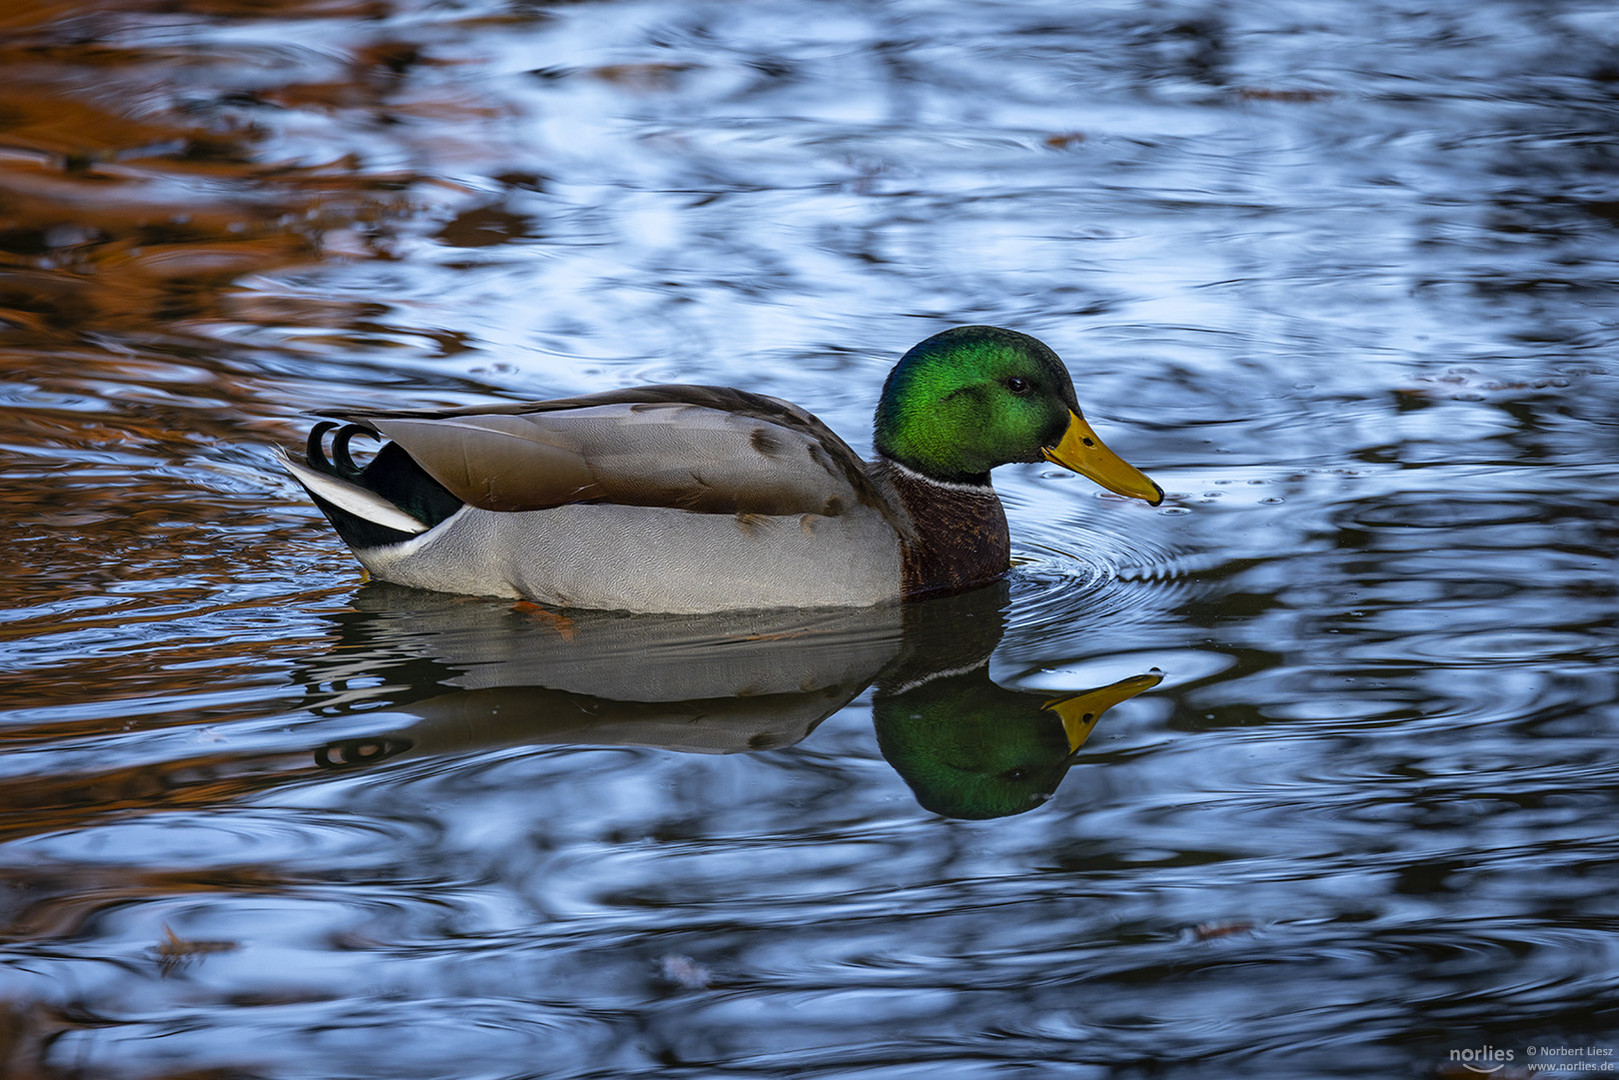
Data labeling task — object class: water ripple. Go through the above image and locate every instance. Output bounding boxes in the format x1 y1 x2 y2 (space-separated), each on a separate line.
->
3 805 440 874
3 2 1617 1078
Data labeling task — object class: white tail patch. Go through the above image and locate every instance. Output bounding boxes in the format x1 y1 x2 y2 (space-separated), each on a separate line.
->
279 449 429 536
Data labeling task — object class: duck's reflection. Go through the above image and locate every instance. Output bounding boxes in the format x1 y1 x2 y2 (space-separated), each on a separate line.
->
306 582 1160 819
874 668 1161 819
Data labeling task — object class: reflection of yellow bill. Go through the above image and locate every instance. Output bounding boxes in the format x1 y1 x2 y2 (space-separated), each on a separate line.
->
1046 671 1165 753
1042 410 1164 505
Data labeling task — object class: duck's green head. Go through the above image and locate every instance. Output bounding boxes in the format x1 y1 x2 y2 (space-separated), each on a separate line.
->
875 325 1162 503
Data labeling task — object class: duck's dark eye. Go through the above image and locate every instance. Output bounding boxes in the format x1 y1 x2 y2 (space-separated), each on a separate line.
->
1005 376 1031 395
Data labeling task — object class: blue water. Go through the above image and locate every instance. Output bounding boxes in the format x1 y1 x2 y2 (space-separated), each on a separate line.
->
2 1 1617 1076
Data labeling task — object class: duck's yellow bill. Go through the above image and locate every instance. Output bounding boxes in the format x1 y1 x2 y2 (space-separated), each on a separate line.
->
1042 411 1164 505
1045 672 1164 754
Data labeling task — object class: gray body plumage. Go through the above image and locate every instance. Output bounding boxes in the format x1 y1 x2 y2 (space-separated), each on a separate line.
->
287 386 916 613
355 498 903 612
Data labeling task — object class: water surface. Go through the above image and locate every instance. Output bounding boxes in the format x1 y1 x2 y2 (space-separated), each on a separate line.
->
3 1 1618 1077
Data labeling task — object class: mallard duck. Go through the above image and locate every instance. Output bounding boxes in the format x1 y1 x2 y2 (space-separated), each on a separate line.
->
282 325 1163 613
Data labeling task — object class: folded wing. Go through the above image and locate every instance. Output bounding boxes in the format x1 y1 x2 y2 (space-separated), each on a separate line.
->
316 385 893 523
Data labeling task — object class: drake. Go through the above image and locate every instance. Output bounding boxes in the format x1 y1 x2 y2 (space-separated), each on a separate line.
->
282 325 1163 613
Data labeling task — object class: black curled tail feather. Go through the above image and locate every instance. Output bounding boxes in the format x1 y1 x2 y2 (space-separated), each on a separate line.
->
305 422 383 480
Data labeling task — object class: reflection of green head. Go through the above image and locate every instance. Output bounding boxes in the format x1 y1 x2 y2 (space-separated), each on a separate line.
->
873 670 1162 819
875 670 1071 818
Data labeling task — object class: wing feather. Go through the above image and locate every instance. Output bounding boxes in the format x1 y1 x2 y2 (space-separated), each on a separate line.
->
315 386 898 525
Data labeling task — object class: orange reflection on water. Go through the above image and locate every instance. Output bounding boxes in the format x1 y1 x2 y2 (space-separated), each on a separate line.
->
0 0 494 343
